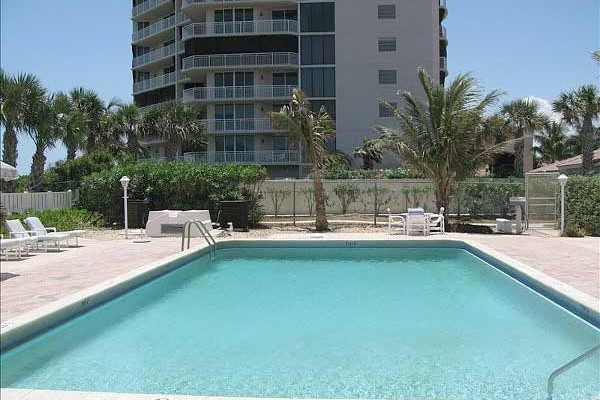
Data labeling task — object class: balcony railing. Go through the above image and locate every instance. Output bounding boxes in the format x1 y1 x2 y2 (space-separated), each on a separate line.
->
132 0 171 19
132 43 180 68
440 56 448 71
201 118 287 134
440 25 447 40
132 14 176 42
183 0 297 7
133 71 179 94
183 85 295 102
182 20 298 39
182 52 299 71
182 151 301 165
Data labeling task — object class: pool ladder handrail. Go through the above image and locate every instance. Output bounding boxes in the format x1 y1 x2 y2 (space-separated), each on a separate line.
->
181 220 217 260
546 343 600 400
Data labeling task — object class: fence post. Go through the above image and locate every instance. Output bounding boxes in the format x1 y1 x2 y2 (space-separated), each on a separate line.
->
292 180 296 226
373 180 377 226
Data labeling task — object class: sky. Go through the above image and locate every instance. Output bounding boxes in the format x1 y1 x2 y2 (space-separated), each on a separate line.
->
1 0 599 173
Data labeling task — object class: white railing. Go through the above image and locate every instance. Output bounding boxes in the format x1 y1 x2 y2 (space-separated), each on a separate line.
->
1 191 75 213
133 71 179 94
183 0 296 7
440 26 447 39
132 14 176 42
440 56 447 70
183 85 295 102
132 0 171 18
201 118 287 133
182 20 298 39
440 0 447 8
182 150 301 165
182 52 299 71
132 43 178 68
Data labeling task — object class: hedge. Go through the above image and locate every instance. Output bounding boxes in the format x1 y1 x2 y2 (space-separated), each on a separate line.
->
449 178 525 217
78 162 267 226
6 209 104 232
565 175 600 236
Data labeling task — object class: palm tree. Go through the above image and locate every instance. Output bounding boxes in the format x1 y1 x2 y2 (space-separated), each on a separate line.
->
501 99 548 177
375 68 505 219
353 139 383 170
271 89 335 231
54 92 85 160
533 122 575 164
593 50 600 63
110 103 143 160
553 85 600 174
140 102 205 161
1 71 44 170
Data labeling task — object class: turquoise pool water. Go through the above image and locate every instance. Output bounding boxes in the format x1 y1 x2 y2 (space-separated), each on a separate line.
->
1 247 599 400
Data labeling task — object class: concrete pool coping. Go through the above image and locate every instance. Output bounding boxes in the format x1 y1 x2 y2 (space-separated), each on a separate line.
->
1 237 599 400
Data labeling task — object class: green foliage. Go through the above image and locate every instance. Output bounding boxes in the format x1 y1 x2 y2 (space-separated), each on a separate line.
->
264 188 291 217
43 151 116 191
7 208 104 231
78 162 267 226
366 186 392 224
321 167 422 180
565 175 600 236
333 182 361 214
401 186 433 209
451 179 525 217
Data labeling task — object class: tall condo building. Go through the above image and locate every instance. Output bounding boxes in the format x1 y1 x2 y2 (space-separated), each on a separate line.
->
131 0 448 176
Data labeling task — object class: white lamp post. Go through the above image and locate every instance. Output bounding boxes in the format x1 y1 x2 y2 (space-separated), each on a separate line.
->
120 176 131 239
557 174 568 234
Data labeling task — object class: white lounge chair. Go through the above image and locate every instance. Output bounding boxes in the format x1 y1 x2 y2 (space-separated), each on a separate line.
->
24 216 86 247
0 237 32 260
406 208 428 236
428 207 445 234
387 208 406 235
4 219 70 252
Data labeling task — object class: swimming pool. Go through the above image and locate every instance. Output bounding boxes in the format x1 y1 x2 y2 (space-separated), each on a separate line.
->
1 242 599 400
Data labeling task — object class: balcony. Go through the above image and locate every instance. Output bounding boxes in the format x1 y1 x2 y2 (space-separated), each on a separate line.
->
133 71 181 94
440 57 448 73
439 0 448 20
201 118 287 134
132 14 176 43
182 150 301 165
132 42 183 69
182 20 298 40
182 52 299 72
132 0 172 20
440 25 447 43
183 85 295 103
182 0 297 9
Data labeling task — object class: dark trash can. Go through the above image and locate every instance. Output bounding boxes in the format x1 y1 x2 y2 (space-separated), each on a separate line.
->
219 200 249 231
127 199 149 229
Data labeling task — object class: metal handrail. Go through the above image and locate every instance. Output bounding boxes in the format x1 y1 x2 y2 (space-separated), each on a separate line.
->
181 220 216 260
546 343 600 400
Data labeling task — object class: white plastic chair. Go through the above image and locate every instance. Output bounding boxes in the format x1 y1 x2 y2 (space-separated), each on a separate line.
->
387 208 406 235
428 207 445 234
0 236 32 260
25 216 86 247
406 208 428 236
4 219 70 251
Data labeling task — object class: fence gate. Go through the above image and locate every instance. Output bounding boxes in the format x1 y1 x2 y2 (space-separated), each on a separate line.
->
525 172 559 229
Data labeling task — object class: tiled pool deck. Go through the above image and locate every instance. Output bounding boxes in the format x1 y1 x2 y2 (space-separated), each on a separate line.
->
1 232 598 323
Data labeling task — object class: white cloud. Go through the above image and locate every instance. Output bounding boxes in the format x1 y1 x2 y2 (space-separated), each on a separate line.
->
524 96 562 123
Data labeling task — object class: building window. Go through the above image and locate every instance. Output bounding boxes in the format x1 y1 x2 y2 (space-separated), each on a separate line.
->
301 68 336 98
273 72 298 86
378 37 397 52
379 102 397 118
310 100 336 119
215 72 254 87
273 136 288 151
301 35 335 65
300 2 335 32
378 69 397 84
378 4 396 19
272 9 297 21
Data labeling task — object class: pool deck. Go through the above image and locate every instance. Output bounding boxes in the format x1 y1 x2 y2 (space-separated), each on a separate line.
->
1 231 598 323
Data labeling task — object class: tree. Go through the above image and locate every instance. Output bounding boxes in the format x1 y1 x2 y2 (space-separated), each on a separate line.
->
110 103 143 160
271 89 335 231
353 138 383 170
533 122 576 164
53 92 85 160
553 85 600 174
26 91 60 191
1 71 43 170
593 50 600 63
375 68 505 222
140 102 205 161
501 99 548 177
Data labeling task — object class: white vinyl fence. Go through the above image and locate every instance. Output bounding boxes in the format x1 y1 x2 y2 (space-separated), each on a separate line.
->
0 191 76 214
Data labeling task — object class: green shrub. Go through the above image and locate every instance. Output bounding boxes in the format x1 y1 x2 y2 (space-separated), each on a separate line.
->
321 167 422 180
44 152 117 191
450 178 525 217
6 208 104 232
78 162 267 226
565 175 600 236
333 182 361 214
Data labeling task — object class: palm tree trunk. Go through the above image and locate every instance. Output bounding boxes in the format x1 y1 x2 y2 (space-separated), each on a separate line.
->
29 147 46 192
165 141 179 161
2 125 18 192
127 132 139 160
513 138 524 177
581 117 594 174
435 179 451 228
66 144 77 160
313 164 329 231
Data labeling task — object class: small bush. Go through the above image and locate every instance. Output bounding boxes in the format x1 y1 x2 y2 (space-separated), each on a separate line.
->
562 226 586 238
333 183 361 214
78 162 267 226
43 151 117 191
565 175 600 236
6 208 104 231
